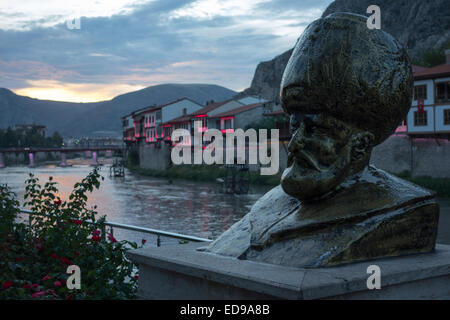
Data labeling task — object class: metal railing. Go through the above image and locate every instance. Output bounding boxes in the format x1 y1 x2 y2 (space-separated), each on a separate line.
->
19 209 212 247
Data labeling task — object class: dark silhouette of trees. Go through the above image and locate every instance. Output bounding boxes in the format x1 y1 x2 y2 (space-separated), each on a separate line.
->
0 127 63 148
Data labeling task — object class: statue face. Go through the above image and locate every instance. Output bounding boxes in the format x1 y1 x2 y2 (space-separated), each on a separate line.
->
281 113 373 201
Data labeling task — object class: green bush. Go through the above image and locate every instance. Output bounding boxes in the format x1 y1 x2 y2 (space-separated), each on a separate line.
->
0 169 140 300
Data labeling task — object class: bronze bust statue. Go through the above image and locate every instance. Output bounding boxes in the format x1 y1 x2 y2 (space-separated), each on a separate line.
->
201 12 440 268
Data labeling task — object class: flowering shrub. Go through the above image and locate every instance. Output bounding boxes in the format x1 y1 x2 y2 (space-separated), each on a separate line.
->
0 169 140 300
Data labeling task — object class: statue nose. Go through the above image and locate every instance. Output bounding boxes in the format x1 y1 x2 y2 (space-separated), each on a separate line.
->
288 124 305 152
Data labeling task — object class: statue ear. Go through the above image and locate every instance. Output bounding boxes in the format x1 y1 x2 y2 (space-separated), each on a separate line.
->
350 131 375 162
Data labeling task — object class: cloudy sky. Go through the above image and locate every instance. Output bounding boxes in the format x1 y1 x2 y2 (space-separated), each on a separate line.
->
0 0 333 102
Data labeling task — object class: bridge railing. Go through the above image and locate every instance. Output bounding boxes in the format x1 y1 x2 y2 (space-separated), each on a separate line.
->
19 209 212 247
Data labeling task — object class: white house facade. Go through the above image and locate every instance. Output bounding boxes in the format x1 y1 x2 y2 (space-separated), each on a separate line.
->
401 53 450 136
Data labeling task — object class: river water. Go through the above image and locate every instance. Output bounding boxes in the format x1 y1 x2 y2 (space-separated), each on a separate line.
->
1 164 449 246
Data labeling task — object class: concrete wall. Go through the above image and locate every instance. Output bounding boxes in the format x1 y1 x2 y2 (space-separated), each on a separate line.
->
371 135 450 178
139 141 171 170
234 107 265 129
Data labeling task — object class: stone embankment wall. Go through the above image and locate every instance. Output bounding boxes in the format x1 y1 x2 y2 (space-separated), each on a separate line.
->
139 142 172 170
370 135 450 178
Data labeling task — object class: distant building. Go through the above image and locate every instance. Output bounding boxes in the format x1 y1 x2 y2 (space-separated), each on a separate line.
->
121 98 204 145
208 103 266 134
14 124 46 137
397 50 450 137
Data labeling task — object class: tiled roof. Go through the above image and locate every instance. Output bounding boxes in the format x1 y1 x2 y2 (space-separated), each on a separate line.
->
264 109 287 117
211 103 263 118
190 99 235 116
413 63 450 80
133 97 202 116
163 115 191 125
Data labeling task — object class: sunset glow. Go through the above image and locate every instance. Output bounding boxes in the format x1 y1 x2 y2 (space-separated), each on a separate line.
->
13 80 145 102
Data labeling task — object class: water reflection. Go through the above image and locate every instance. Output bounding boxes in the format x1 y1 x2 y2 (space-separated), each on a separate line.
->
0 165 449 246
0 165 270 244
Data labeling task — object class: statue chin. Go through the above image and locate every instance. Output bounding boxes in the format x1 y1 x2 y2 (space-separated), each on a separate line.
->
280 154 352 201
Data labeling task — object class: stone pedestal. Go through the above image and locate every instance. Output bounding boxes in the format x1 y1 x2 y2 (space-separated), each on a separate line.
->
127 243 450 300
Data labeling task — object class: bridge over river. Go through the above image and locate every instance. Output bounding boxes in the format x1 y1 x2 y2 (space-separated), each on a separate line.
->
0 145 123 168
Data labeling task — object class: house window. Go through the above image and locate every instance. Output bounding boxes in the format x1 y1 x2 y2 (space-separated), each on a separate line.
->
224 119 232 129
436 82 450 103
413 85 427 100
444 109 450 125
414 111 427 126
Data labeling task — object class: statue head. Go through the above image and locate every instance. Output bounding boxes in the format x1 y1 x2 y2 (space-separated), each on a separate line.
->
280 12 413 201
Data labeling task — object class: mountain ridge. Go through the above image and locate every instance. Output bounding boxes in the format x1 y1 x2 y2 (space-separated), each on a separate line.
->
0 84 236 137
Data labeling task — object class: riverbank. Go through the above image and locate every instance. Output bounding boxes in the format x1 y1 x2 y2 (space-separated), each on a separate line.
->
127 162 450 197
126 163 281 186
395 173 450 198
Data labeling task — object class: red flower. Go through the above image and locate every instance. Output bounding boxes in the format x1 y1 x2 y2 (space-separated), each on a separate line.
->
2 280 13 290
92 229 101 236
31 291 46 299
60 257 71 265
36 244 43 252
65 294 73 300
50 253 59 259
15 256 23 261
54 199 62 206
69 219 82 225
24 283 32 290
142 239 147 245
74 251 80 256
53 280 62 287
108 233 117 243
91 235 101 242
42 275 51 281
134 275 139 280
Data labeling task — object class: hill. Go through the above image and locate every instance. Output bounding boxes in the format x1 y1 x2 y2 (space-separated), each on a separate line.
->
0 84 236 137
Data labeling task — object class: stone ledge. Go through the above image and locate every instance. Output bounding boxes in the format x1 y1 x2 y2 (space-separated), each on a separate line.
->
127 243 450 300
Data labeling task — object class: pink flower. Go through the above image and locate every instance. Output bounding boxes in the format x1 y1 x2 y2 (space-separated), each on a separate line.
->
2 280 13 290
42 275 51 281
108 233 117 243
31 291 46 299
24 283 32 290
53 280 62 287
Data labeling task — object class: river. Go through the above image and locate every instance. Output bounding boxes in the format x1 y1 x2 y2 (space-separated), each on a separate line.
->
1 164 449 246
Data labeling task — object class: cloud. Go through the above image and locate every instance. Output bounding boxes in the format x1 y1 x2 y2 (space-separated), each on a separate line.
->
0 0 154 31
0 0 334 101
14 79 145 102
